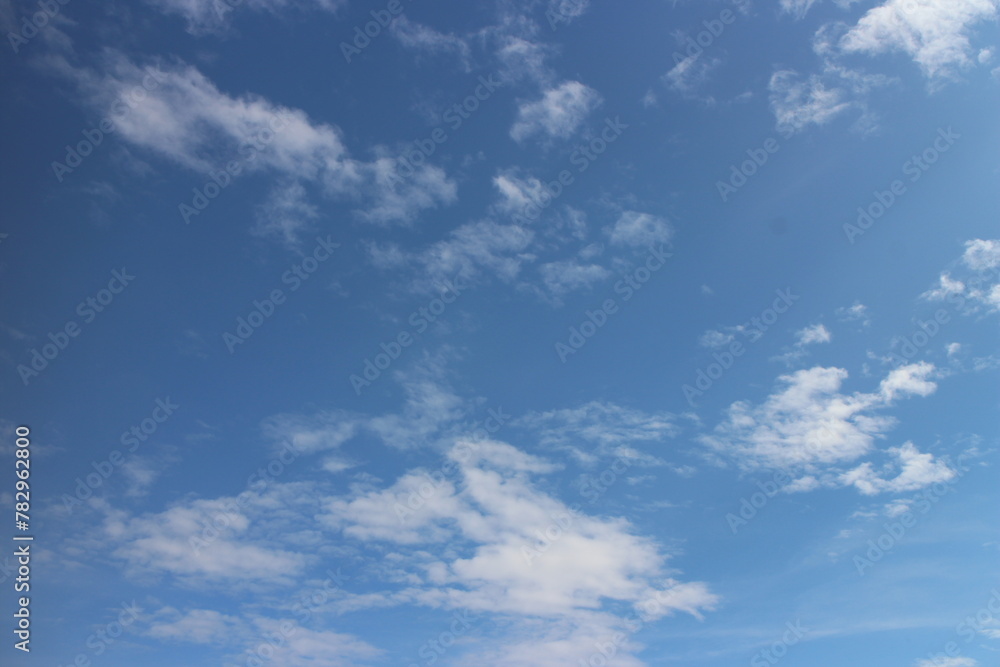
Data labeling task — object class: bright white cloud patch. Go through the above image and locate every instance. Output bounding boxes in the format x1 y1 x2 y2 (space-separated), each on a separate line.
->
922 239 1000 312
840 0 1000 80
841 441 956 494
322 438 717 664
797 323 833 345
772 323 833 365
510 81 602 142
101 486 314 586
701 363 940 479
48 52 455 227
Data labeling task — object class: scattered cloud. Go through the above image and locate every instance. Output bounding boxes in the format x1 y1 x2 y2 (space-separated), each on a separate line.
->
46 51 455 228
147 0 345 35
922 239 1000 313
839 0 1000 81
836 302 871 326
510 81 603 142
701 363 941 484
606 211 674 248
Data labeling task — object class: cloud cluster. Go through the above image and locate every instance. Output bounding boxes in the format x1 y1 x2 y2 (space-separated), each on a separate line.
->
701 363 953 494
46 50 456 235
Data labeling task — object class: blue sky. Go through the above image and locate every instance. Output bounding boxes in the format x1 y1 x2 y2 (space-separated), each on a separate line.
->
1 0 999 665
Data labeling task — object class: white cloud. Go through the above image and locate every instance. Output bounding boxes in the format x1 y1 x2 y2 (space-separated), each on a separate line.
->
102 486 314 586
495 35 553 85
836 301 871 325
261 409 360 456
606 211 674 248
321 438 717 664
538 260 610 299
408 219 536 289
389 15 472 69
699 330 735 349
702 363 939 473
146 608 243 644
880 361 938 401
781 0 862 18
772 323 833 365
664 54 721 101
962 238 1000 270
769 26 897 135
147 0 345 35
366 362 468 450
768 69 852 134
517 401 678 465
839 0 1000 81
916 658 978 667
840 441 956 494
510 81 602 142
268 355 471 453
549 0 590 22
145 607 381 666
121 456 165 498
798 323 833 345
493 170 553 216
780 0 823 18
922 240 1000 313
248 618 382 667
48 52 455 228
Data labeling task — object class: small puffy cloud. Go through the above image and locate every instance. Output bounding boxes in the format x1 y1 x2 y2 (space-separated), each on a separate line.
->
769 69 852 134
538 260 611 300
772 323 833 365
797 323 833 345
836 302 871 325
879 361 939 401
606 211 674 248
510 81 602 142
664 54 721 102
921 239 1000 313
493 170 553 216
700 330 735 349
840 442 955 494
